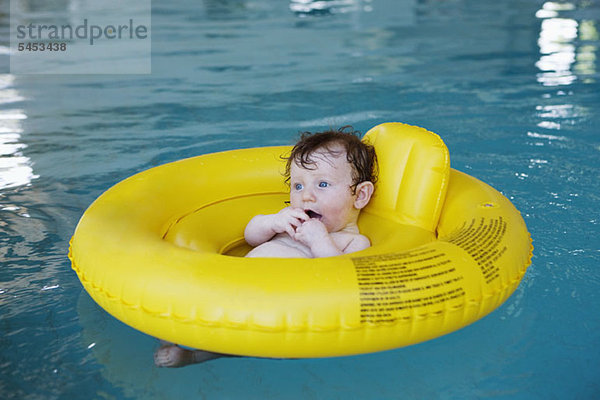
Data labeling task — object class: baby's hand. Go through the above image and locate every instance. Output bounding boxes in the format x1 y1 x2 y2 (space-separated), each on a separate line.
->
270 207 309 238
293 218 329 249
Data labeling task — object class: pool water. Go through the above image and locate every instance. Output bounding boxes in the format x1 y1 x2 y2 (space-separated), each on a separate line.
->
1 0 599 398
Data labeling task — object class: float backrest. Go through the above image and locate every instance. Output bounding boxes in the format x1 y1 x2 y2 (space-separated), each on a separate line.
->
362 122 450 233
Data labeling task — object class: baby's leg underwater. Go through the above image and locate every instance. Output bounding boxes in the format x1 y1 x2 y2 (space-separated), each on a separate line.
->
154 343 231 368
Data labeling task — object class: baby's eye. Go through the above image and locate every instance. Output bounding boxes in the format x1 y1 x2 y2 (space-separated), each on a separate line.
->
294 183 303 190
318 181 329 188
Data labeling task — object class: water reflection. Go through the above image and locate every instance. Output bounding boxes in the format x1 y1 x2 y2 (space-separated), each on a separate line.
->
537 15 578 86
535 1 598 86
0 75 38 190
290 0 372 16
574 20 599 81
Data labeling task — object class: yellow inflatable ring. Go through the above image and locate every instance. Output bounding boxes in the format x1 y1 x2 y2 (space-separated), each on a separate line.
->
69 123 532 358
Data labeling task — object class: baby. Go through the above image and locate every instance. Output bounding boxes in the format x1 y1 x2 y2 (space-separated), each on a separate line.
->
154 126 377 367
245 127 377 258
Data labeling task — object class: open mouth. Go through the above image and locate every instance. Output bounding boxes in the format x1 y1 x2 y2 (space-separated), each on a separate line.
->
305 209 322 220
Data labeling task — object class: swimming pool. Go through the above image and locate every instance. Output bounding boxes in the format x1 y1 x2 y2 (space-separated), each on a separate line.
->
1 0 599 398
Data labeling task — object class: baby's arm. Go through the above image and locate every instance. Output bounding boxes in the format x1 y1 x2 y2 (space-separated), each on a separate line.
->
294 220 371 257
291 220 353 257
306 234 343 257
244 207 308 247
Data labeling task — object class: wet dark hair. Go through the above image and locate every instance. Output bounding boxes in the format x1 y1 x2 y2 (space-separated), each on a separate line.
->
284 126 378 193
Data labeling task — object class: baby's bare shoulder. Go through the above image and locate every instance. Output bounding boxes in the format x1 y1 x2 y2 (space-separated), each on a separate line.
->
332 231 371 254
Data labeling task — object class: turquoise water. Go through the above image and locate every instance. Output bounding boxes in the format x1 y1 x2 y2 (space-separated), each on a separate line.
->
1 0 599 398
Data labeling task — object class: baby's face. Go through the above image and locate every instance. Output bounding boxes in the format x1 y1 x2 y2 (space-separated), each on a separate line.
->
289 146 359 233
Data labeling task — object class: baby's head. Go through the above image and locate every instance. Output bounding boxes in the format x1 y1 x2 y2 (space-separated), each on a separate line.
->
284 126 377 232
